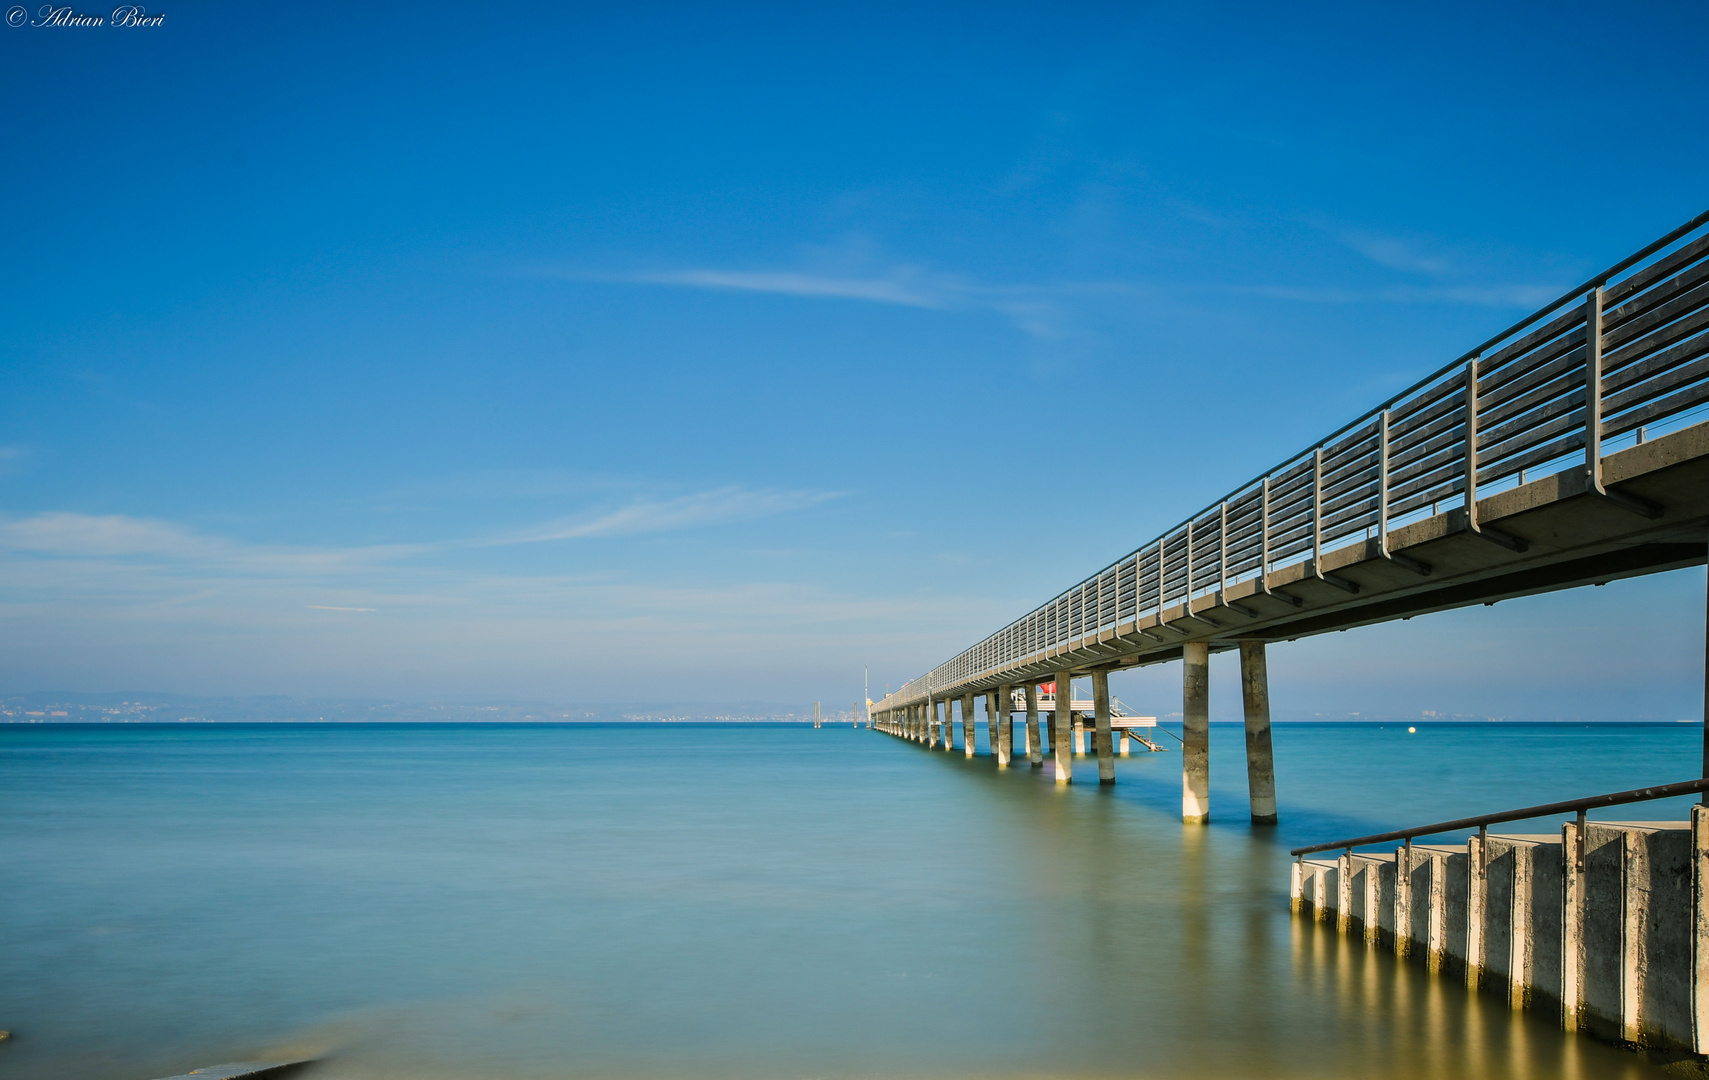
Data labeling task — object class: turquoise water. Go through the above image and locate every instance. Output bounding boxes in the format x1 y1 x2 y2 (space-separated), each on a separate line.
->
1 721 1702 1080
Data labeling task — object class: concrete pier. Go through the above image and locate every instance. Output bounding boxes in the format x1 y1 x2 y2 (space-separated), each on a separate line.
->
991 687 1011 766
1182 641 1210 824
1093 669 1115 785
1025 683 1043 767
1239 641 1278 824
961 693 975 757
1052 674 1073 784
1293 805 1709 1058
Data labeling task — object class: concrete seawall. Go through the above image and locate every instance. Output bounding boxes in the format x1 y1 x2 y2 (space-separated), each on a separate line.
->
1292 806 1708 1057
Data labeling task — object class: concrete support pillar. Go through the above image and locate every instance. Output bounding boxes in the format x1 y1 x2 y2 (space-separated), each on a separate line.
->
1052 673 1074 784
1025 683 1043 767
1693 805 1709 1052
990 688 1011 767
1182 641 1210 824
1394 843 1413 959
1466 831 1487 990
1093 669 1115 785
1072 718 1085 755
961 693 975 757
1239 640 1279 824
1119 730 1130 756
1562 817 1583 1031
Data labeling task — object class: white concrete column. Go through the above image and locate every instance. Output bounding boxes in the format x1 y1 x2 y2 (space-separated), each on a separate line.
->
1693 804 1709 1053
1052 673 1074 784
960 693 975 756
1466 830 1486 991
1093 669 1115 785
1119 730 1130 756
1239 640 1278 824
1395 842 1413 960
1072 718 1085 755
1182 641 1210 824
1025 683 1043 767
1562 818 1584 1031
991 688 1011 767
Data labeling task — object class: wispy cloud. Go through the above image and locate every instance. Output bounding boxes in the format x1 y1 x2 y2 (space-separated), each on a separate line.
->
0 512 418 574
487 486 841 544
630 269 945 308
1341 231 1454 276
547 241 1551 341
1230 282 1560 308
0 485 839 575
306 605 377 612
535 260 1099 341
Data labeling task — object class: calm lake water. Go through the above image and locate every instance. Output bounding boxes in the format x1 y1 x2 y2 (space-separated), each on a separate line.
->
2 721 1703 1080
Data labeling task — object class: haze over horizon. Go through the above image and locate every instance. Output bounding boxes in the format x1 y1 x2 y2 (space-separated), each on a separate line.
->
4 1 1708 724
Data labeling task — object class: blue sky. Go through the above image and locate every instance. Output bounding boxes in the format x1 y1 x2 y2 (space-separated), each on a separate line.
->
3 1 1707 718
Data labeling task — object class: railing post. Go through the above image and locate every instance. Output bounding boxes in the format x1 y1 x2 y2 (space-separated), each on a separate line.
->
1585 286 1605 492
1312 447 1324 575
1260 476 1271 581
1378 409 1391 557
1464 356 1480 528
1184 520 1195 613
1218 500 1228 602
1157 537 1166 618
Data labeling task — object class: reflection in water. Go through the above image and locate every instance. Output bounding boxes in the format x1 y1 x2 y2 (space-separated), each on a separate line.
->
0 723 1691 1080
